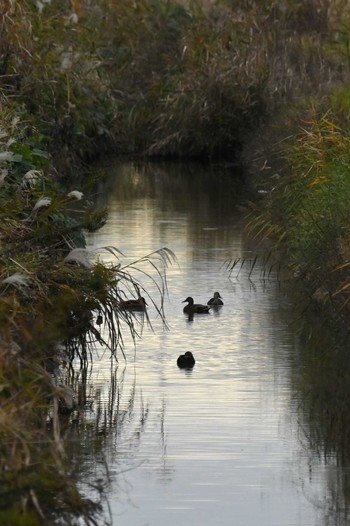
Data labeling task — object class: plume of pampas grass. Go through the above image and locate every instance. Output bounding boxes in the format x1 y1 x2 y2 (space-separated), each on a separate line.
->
2 273 31 287
67 190 83 200
63 248 93 269
33 197 52 211
21 170 42 189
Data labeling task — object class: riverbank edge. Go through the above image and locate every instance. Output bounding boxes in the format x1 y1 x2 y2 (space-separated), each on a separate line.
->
242 110 350 345
0 120 173 522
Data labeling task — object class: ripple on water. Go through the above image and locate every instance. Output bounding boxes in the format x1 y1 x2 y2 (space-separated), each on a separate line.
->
82 162 328 526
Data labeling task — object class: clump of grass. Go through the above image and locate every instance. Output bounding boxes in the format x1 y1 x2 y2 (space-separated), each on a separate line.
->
247 112 350 323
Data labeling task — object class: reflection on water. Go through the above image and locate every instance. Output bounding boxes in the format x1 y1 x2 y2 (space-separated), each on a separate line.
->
61 162 350 525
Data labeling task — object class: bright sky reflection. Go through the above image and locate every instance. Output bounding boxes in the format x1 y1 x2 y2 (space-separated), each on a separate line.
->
81 162 341 526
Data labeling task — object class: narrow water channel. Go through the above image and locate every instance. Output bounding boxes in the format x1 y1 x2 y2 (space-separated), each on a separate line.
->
67 162 349 526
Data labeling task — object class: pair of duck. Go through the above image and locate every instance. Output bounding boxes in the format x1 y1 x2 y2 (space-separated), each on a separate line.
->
182 291 223 314
178 293 223 368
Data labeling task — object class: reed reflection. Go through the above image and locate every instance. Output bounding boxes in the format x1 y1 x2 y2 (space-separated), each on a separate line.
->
51 359 171 519
285 304 350 526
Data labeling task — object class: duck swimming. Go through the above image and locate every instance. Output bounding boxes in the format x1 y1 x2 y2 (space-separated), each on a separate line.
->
177 351 195 368
182 297 210 314
119 297 147 311
207 291 224 306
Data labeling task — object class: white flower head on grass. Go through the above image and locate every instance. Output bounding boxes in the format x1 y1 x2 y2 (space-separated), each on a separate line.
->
64 248 93 269
33 196 52 212
0 151 13 164
21 169 42 189
67 190 83 200
3 273 31 288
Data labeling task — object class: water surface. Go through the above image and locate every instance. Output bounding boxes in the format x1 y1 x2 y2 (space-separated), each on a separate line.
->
76 162 347 526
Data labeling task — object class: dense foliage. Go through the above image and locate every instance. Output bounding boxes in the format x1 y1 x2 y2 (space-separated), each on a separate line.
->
3 0 347 164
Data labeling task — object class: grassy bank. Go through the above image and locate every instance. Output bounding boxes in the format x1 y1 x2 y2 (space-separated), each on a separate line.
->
2 0 350 523
4 1 347 165
248 111 350 331
0 108 174 523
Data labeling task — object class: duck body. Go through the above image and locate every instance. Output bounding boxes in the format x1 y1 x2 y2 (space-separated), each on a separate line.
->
177 351 195 368
183 296 210 314
207 291 224 306
119 297 147 311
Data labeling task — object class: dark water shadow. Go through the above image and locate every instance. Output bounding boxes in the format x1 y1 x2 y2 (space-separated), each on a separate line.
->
286 304 350 526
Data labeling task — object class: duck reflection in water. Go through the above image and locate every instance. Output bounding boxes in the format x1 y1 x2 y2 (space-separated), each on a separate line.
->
207 291 224 306
177 351 195 369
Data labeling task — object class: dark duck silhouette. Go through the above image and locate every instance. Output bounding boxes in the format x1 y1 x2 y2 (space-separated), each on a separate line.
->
207 291 224 306
177 351 195 368
119 297 147 312
182 297 210 314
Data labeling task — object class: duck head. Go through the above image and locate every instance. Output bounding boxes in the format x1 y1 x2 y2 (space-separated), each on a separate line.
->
182 296 194 305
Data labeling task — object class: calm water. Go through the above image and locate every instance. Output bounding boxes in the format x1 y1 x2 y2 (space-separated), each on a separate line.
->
69 162 349 526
